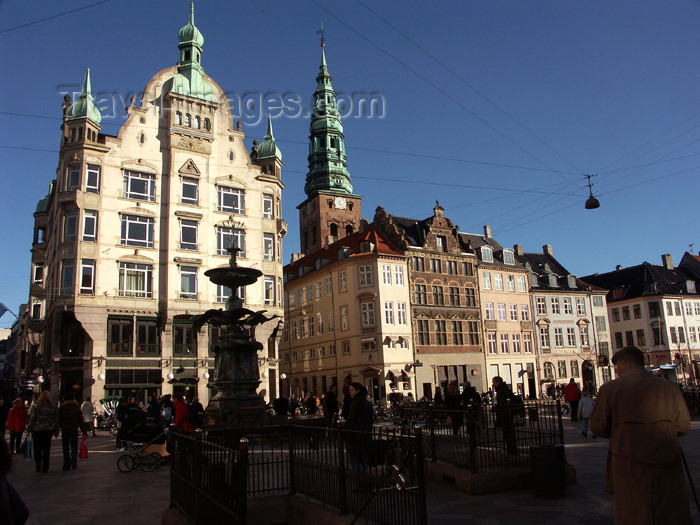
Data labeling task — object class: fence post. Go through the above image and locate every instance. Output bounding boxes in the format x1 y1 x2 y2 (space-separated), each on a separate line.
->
288 420 296 495
555 400 565 445
467 405 478 473
336 419 348 515
238 438 249 524
414 426 428 525
427 410 437 463
192 430 202 521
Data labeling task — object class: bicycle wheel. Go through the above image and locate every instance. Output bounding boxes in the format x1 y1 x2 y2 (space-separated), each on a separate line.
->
108 424 118 436
139 453 158 472
150 453 164 468
117 454 135 472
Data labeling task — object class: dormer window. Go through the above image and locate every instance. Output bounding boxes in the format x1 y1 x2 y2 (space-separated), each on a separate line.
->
358 241 374 253
548 274 558 287
503 249 514 265
686 280 696 293
481 246 493 262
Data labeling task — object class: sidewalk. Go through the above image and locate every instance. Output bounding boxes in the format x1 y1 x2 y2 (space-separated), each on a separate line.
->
6 419 700 524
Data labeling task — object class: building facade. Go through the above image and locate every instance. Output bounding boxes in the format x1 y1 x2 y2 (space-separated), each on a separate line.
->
25 6 285 403
582 253 700 385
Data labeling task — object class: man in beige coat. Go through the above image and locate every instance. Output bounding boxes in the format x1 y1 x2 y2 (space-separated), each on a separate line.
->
590 346 692 524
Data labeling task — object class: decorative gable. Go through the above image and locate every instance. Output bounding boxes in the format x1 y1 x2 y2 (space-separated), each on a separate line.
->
178 158 201 177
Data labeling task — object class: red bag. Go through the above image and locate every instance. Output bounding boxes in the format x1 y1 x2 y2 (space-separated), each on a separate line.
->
79 434 88 459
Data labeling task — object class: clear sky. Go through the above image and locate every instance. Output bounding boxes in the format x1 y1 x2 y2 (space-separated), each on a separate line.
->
1 0 699 328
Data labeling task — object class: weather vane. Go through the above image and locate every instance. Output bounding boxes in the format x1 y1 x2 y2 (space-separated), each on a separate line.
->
317 22 326 47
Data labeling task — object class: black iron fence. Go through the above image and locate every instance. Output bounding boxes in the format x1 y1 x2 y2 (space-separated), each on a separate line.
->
171 421 427 525
398 400 564 472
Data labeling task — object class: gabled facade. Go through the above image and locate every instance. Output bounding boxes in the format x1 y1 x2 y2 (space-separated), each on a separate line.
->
459 228 536 398
515 244 603 394
25 5 286 403
281 225 414 403
374 203 484 396
582 253 700 385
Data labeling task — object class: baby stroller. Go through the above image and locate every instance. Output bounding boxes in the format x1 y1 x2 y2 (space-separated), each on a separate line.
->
117 417 168 472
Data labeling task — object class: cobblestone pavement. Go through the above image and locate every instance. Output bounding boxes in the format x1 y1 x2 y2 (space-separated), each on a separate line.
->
5 419 700 524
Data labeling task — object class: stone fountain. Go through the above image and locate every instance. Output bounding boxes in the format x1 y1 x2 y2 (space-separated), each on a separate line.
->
191 248 278 427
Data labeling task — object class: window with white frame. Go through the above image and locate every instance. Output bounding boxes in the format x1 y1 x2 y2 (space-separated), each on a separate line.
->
121 215 154 248
340 306 348 330
263 233 275 260
382 264 392 285
262 193 274 219
554 327 564 347
181 177 199 205
494 273 504 291
118 262 152 298
481 246 493 262
123 170 156 201
540 327 550 348
506 274 515 292
551 297 560 314
593 295 604 307
308 316 315 337
563 297 573 315
315 280 322 298
63 210 78 242
180 220 198 250
342 341 350 354
485 302 495 320
435 320 447 345
263 276 275 305
576 298 586 315
394 265 404 286
85 164 100 193
317 313 324 334
694 302 700 315
483 272 492 290
83 210 97 242
80 259 95 294
326 276 332 294
566 327 576 346
447 261 458 275
328 310 335 332
359 266 372 286
503 250 515 264
31 299 41 320
517 275 527 292
500 334 509 353
512 334 521 353
306 284 313 303
536 297 546 315
520 304 530 321
488 333 497 354
217 186 245 214
180 266 198 299
509 304 518 321
33 262 44 284
361 302 375 326
397 302 407 324
67 165 80 190
384 302 394 324
452 321 463 345
216 284 232 303
497 303 507 321
339 271 347 291
61 259 74 295
523 332 533 353
689 326 697 343
580 325 589 346
430 258 442 273
216 227 245 257
362 338 376 352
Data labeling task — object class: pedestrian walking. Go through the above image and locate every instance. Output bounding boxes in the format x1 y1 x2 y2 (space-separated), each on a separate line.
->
172 394 193 431
590 346 693 524
344 382 374 481
0 438 29 524
444 383 463 435
146 393 161 428
322 384 339 420
577 390 596 439
492 376 518 455
7 399 28 454
81 397 96 437
26 391 58 473
58 393 86 471
564 378 581 422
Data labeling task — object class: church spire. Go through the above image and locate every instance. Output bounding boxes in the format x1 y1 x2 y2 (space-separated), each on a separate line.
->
66 68 102 125
304 43 353 197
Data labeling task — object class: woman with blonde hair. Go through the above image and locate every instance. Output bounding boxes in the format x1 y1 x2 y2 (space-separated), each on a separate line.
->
26 391 58 473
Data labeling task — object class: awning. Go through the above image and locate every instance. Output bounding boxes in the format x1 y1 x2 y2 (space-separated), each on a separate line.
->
360 366 381 377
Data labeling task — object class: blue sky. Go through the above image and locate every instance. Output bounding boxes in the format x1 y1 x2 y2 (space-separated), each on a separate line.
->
1 0 699 328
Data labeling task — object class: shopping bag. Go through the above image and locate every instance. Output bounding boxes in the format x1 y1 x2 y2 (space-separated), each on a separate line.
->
80 434 88 459
24 435 33 461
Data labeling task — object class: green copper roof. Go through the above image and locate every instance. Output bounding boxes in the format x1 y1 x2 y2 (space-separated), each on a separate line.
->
304 45 353 197
257 115 283 161
66 68 102 125
35 183 53 214
163 2 216 102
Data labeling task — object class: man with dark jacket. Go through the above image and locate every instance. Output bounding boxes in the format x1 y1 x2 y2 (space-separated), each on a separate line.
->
322 384 339 420
58 393 86 470
492 376 517 455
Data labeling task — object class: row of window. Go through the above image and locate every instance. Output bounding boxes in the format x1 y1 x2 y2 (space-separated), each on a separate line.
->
415 320 481 346
538 325 590 349
541 360 580 380
55 259 279 304
486 332 534 354
411 256 475 276
613 325 699 349
174 112 211 131
482 272 528 292
535 296 587 316
106 317 197 358
484 303 530 321
413 284 477 307
285 337 410 362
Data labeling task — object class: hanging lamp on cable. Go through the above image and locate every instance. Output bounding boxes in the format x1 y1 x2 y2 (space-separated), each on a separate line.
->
585 175 600 209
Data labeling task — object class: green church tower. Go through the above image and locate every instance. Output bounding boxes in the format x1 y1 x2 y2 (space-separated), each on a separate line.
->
298 43 362 255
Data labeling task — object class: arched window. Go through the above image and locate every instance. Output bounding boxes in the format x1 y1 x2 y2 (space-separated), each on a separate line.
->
345 225 353 236
175 112 182 125
78 127 83 141
330 223 338 237
194 116 201 129
204 118 211 131
184 114 191 126
348 202 353 211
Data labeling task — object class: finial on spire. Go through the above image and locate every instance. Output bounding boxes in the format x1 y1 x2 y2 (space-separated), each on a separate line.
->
82 68 93 99
190 1 195 24
316 22 326 47
265 114 274 140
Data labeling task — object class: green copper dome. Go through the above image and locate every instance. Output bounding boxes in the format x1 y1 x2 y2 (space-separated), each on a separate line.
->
178 2 204 47
66 68 102 125
257 115 282 162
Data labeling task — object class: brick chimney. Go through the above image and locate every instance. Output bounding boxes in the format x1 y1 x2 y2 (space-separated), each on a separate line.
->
662 253 673 270
513 244 523 256
483 225 492 239
543 244 553 256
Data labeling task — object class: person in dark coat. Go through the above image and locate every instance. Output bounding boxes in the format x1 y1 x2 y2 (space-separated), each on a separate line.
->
344 382 374 478
341 385 352 419
58 393 86 471
145 393 161 428
433 386 443 406
273 396 290 417
492 376 517 455
322 384 339 420
0 438 29 524
188 397 205 428
444 383 463 435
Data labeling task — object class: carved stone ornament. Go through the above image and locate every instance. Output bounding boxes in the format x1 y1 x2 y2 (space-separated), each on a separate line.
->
72 153 82 162
177 137 207 153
